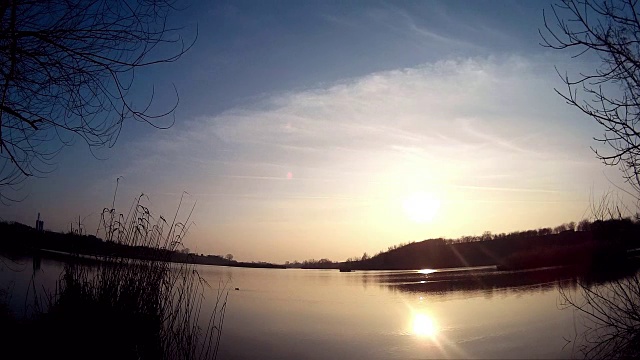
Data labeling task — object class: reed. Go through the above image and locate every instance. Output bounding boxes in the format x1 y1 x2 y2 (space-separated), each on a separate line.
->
24 191 227 360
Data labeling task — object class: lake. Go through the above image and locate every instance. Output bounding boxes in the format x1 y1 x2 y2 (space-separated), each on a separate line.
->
0 256 619 359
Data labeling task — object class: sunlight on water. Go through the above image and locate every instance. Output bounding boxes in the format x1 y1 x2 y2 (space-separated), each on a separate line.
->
418 269 436 275
412 313 437 338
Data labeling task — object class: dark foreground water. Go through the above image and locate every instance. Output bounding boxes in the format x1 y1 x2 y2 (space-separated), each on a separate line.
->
0 256 626 359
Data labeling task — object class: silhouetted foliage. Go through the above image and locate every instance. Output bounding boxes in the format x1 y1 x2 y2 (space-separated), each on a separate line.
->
560 271 640 359
541 2 640 351
285 258 337 269
279 219 640 271
0 0 195 202
0 219 284 269
578 218 592 231
2 192 227 360
339 219 640 271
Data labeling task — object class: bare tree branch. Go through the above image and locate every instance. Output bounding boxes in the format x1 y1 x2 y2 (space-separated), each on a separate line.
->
541 0 640 199
0 0 195 202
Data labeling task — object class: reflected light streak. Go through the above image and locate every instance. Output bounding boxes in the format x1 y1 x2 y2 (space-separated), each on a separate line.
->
418 269 436 275
449 245 470 268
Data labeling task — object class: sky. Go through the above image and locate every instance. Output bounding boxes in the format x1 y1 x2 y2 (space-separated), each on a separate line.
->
0 0 636 263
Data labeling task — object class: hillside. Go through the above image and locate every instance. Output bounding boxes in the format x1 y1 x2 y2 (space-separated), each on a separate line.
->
341 219 640 270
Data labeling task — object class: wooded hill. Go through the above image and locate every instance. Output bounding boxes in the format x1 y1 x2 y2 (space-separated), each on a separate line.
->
341 219 640 270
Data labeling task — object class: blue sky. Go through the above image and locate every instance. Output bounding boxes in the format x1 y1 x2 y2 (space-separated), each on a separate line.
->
0 0 634 263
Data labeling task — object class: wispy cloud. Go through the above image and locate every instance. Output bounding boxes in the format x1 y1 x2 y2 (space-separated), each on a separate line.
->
131 55 599 195
382 5 479 50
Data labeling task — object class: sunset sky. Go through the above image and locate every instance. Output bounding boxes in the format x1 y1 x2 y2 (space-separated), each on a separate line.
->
0 0 634 263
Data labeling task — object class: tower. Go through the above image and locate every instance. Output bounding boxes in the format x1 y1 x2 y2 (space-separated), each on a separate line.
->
36 213 44 231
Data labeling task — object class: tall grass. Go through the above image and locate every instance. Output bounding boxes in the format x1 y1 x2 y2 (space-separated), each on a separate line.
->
25 192 227 360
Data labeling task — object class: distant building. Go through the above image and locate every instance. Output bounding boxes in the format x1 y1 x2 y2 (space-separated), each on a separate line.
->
35 212 44 231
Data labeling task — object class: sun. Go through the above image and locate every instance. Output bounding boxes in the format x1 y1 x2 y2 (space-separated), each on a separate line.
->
402 192 440 223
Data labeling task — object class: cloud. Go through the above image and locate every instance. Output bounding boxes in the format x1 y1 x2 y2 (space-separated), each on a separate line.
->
218 58 577 160
381 5 479 50
123 55 611 206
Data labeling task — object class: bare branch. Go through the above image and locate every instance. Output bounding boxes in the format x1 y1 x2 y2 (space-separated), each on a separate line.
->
542 0 640 201
0 0 194 200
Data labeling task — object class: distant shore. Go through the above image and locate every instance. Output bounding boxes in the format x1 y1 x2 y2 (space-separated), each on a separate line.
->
3 218 640 273
28 248 287 269
0 221 285 269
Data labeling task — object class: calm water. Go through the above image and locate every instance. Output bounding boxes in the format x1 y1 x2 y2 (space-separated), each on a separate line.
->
0 256 605 359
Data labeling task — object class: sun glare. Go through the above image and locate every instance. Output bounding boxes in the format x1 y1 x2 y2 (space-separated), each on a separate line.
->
418 269 436 275
402 192 441 223
412 313 437 338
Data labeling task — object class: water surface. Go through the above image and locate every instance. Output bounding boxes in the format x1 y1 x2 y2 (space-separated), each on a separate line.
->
0 256 599 359
199 265 581 359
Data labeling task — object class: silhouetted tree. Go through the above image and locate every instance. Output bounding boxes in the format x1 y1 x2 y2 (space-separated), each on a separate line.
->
225 253 233 261
542 2 640 356
538 227 553 236
554 223 568 234
559 273 640 358
541 0 640 197
0 0 194 202
578 219 592 231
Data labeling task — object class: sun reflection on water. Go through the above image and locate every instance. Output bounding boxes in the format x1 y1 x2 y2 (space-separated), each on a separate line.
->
418 269 436 275
412 313 437 338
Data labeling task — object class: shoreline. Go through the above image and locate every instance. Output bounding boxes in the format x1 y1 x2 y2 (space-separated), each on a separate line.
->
2 248 287 270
